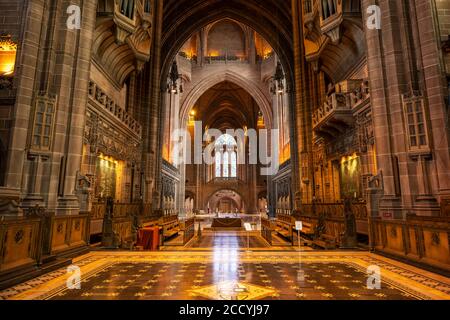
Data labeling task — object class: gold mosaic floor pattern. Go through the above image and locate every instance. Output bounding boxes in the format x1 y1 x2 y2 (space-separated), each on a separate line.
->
1 251 450 300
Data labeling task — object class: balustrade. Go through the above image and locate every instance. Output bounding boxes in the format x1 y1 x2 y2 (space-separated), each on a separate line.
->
88 81 142 136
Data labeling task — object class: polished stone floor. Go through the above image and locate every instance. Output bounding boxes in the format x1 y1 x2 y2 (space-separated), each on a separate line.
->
2 233 450 300
186 232 270 249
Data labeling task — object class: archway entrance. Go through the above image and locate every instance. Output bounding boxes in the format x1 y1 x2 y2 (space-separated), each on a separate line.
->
207 189 244 215
160 17 293 217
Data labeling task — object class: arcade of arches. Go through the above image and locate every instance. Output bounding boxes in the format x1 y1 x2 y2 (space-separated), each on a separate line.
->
0 0 450 300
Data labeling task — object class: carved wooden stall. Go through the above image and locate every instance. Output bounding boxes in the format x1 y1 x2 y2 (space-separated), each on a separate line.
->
274 214 295 243
296 202 368 248
0 212 90 289
160 215 180 241
183 218 195 245
370 215 450 272
261 218 272 245
0 217 41 277
46 214 90 257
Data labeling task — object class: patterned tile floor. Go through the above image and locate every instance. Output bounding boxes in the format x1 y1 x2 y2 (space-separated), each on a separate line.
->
186 233 270 249
1 233 450 300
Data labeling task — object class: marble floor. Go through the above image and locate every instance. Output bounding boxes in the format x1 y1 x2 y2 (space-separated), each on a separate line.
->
1 233 450 300
186 232 270 249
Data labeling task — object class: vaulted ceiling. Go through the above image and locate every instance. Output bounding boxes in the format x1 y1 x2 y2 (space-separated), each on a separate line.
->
194 81 261 131
161 0 294 83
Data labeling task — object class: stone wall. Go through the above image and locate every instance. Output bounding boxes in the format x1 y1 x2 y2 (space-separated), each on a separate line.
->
0 0 25 39
207 20 246 57
436 0 450 39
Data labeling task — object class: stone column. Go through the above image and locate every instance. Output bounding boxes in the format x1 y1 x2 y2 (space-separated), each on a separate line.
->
55 0 98 215
291 0 313 208
362 0 450 217
147 0 164 213
5 0 47 199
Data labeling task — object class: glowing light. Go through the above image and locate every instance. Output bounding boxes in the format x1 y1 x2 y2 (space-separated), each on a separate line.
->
0 36 17 76
208 50 220 57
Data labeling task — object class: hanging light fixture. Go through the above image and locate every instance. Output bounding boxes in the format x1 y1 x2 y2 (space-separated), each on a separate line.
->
167 60 183 94
270 61 285 95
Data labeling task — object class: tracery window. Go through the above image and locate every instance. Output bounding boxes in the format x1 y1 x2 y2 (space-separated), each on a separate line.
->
214 134 238 178
31 97 56 150
403 95 429 152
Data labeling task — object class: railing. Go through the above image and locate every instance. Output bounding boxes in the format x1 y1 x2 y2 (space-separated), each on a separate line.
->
312 93 349 127
261 218 272 245
313 80 370 131
300 203 368 220
206 51 248 64
0 213 90 288
88 81 142 136
183 218 195 245
349 80 370 108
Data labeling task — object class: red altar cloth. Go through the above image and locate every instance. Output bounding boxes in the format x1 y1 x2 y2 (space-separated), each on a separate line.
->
137 227 160 251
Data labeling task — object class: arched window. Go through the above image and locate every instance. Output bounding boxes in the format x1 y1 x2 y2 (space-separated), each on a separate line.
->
214 134 238 178
231 152 237 177
223 152 229 177
215 153 222 177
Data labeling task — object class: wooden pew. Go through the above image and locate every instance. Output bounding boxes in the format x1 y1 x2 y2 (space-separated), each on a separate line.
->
313 234 338 250
183 218 195 245
260 218 272 245
300 221 315 237
274 214 295 241
159 215 180 240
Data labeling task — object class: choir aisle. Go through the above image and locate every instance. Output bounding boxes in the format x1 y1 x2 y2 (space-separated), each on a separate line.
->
1 233 450 300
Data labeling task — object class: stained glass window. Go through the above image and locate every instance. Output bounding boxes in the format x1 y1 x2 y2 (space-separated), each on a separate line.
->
223 152 229 177
214 134 238 178
231 152 237 177
215 153 222 177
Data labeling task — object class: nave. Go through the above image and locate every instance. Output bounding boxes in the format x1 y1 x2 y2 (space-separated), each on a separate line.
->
2 229 450 301
1 0 450 303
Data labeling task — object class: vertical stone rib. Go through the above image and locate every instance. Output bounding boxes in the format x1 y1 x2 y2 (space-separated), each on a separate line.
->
148 0 164 211
291 0 313 206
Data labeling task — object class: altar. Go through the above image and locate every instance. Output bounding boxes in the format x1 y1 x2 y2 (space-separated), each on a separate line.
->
211 218 243 230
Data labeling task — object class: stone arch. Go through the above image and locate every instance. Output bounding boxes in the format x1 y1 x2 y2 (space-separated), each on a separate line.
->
179 70 273 130
205 188 245 212
161 4 295 94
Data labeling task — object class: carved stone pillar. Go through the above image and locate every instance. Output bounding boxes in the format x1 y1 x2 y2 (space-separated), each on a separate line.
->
292 0 314 209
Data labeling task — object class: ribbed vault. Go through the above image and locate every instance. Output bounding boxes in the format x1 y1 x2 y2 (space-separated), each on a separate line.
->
161 0 294 86
194 82 260 131
92 20 137 87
